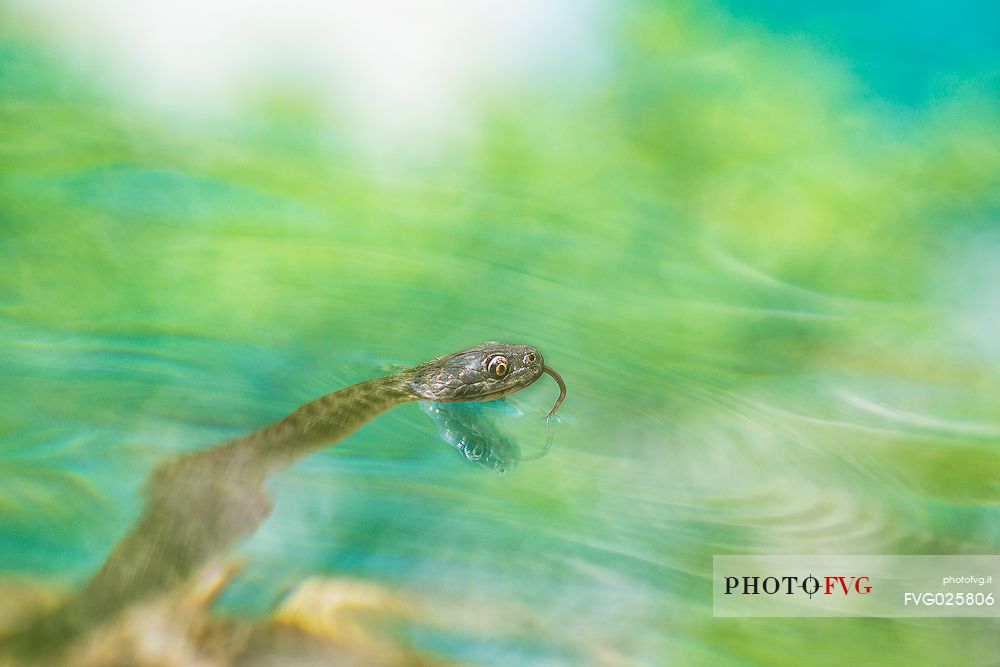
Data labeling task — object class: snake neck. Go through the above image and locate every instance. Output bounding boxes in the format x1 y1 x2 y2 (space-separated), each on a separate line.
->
206 373 418 473
263 373 417 457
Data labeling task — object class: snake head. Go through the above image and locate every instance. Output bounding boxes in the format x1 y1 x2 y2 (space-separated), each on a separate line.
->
408 341 545 402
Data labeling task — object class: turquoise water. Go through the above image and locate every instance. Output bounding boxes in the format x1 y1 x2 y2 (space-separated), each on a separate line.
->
720 0 1000 103
2 1 1000 664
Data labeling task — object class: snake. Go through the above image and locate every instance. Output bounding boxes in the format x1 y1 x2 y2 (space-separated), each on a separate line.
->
219 340 566 468
1 341 566 659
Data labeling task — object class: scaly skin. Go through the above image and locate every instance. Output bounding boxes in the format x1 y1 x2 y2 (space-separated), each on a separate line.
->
1 341 564 662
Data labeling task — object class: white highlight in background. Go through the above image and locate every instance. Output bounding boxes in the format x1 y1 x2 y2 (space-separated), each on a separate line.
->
11 0 607 155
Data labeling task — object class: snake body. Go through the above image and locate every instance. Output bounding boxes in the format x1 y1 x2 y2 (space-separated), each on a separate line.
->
3 341 565 659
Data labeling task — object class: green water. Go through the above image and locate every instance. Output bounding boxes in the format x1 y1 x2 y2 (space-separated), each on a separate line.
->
2 1 1000 664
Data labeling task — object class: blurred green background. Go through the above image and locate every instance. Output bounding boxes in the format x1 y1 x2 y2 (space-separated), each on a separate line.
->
2 0 999 664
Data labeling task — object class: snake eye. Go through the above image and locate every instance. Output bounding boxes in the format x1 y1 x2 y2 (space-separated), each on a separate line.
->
487 355 509 378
